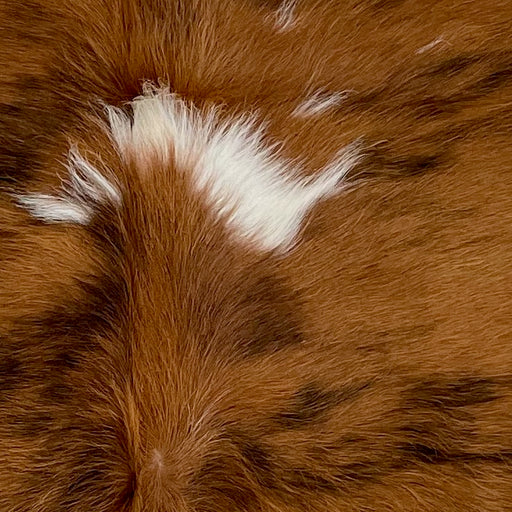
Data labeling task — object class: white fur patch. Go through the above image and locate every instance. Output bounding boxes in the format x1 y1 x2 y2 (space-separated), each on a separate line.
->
293 91 349 118
17 147 121 224
107 87 361 252
273 0 297 32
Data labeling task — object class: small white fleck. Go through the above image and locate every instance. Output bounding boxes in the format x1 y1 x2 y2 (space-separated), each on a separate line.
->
293 90 351 118
274 0 297 32
151 449 165 472
416 36 446 55
16 194 93 224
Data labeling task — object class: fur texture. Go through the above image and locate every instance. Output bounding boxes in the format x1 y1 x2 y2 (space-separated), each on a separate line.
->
1 0 512 511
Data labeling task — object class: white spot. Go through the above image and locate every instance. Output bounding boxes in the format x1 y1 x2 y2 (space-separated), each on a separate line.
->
273 0 297 32
293 90 350 118
107 86 361 252
416 36 446 55
17 147 121 224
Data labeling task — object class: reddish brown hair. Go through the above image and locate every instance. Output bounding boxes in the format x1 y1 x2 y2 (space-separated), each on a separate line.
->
1 1 512 510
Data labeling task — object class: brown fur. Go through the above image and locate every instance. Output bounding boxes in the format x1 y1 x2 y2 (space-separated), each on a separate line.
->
2 0 512 510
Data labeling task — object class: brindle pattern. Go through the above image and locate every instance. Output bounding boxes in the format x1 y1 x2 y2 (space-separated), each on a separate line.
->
1 0 512 511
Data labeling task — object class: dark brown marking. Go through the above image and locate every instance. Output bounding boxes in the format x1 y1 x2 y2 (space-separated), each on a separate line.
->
46 351 82 371
475 65 512 94
88 204 126 258
0 353 24 397
274 382 370 428
11 272 127 346
428 55 481 78
192 453 262 511
389 154 443 175
239 440 273 474
239 274 304 356
0 75 73 186
41 382 74 402
274 384 340 427
361 144 447 179
397 442 512 467
12 411 54 437
64 463 113 509
397 442 447 464
235 436 276 488
406 377 499 410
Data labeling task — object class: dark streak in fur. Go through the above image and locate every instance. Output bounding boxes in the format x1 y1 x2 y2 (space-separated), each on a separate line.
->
46 351 82 371
395 154 443 175
60 446 120 510
477 66 512 93
41 382 74 403
0 353 24 397
121 471 137 510
23 271 127 347
239 440 273 474
0 77 73 186
88 204 126 258
428 55 482 78
6 1 53 32
274 384 339 427
0 102 41 184
358 144 447 180
192 454 262 511
341 89 385 113
406 377 499 410
397 443 512 467
20 278 120 344
340 52 512 125
0 270 126 421
12 412 54 437
284 462 380 493
412 97 463 118
274 382 370 428
235 435 276 488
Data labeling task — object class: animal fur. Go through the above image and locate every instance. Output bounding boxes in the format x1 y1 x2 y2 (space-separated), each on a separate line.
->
1 0 512 510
